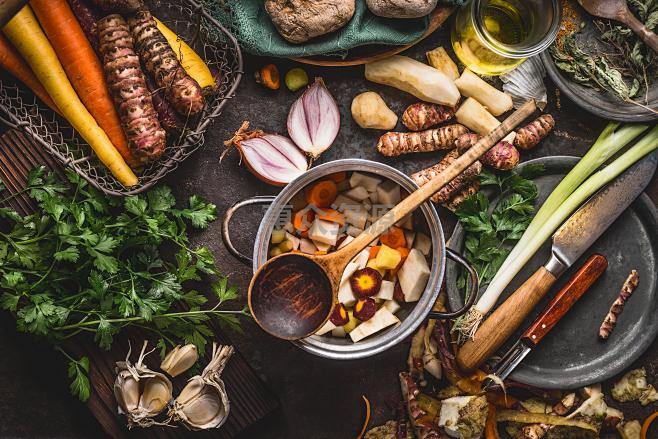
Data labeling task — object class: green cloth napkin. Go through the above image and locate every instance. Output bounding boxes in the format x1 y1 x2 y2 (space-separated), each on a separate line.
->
204 0 463 58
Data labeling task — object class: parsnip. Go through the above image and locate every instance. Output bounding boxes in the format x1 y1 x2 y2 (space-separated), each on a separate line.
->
455 98 500 135
426 46 459 80
454 69 513 116
365 55 460 107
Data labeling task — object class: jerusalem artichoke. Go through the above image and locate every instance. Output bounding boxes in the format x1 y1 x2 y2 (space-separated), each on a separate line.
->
402 102 455 131
377 124 468 157
515 114 555 150
92 0 143 13
454 133 519 171
599 270 639 340
411 150 482 204
128 10 205 116
445 180 480 212
97 14 166 163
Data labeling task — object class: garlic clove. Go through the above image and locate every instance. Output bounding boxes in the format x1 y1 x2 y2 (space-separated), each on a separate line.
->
139 375 173 415
161 344 198 378
179 386 228 429
114 369 140 415
176 377 206 406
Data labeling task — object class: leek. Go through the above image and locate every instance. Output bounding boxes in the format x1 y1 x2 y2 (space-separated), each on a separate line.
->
456 123 655 339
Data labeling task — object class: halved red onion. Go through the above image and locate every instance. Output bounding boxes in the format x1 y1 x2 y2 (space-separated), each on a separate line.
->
287 77 340 159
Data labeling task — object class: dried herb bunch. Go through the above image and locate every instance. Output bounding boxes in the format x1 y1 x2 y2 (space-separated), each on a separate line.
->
0 167 245 400
551 0 658 106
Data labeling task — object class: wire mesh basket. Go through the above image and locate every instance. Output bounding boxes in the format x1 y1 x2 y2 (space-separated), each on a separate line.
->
0 0 242 196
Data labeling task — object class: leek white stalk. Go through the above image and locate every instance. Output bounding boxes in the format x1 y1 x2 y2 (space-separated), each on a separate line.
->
456 123 654 339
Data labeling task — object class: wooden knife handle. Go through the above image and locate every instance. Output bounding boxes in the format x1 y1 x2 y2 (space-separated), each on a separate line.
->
522 254 608 346
457 266 557 373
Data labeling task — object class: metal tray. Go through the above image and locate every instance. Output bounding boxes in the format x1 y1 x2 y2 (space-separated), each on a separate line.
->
0 0 242 196
446 156 658 389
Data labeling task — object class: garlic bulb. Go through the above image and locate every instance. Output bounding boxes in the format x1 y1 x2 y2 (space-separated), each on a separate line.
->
169 344 234 430
500 56 548 111
114 341 173 428
161 344 198 378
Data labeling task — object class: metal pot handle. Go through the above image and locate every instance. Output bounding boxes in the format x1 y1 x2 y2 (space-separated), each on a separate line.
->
222 196 276 265
428 248 479 320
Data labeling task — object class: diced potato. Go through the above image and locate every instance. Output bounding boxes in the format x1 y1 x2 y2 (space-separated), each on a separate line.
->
308 218 340 245
454 69 513 116
349 308 400 342
299 238 317 254
334 194 358 211
344 207 368 229
313 240 332 252
413 232 431 256
365 55 460 107
368 191 379 204
376 180 401 206
338 235 355 249
343 310 359 333
338 281 357 307
344 186 370 201
384 300 401 314
426 46 460 80
375 280 395 300
349 172 382 192
285 232 300 250
404 229 416 248
271 229 286 244
375 245 402 270
455 97 500 136
332 326 347 337
346 225 364 237
367 259 386 276
398 249 430 302
315 320 336 335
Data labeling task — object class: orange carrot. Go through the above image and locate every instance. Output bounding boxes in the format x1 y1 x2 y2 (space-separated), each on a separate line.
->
317 208 345 225
30 0 139 168
305 180 338 207
642 411 658 439
368 246 380 260
396 247 410 264
484 404 500 439
0 34 59 114
327 171 347 182
293 209 314 232
380 226 406 249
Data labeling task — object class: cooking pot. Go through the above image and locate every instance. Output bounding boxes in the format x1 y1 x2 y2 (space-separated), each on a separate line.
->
223 159 477 360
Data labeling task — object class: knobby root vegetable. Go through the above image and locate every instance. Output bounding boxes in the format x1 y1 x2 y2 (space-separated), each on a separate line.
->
31 0 139 168
351 91 398 130
68 0 101 50
455 132 480 154
515 114 555 150
426 46 459 80
599 270 639 340
0 34 59 114
92 0 143 13
454 133 519 171
402 102 455 131
128 10 205 116
455 97 500 136
446 180 480 212
411 150 482 204
377 124 468 157
4 6 137 187
454 69 513 116
97 14 166 163
145 74 185 134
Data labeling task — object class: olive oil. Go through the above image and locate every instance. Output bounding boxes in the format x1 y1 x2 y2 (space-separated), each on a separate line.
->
452 0 534 75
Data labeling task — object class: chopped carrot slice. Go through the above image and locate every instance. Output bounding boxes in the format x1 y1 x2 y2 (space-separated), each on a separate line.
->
380 226 406 249
293 209 314 232
368 246 380 260
327 171 347 182
317 208 345 225
305 180 338 208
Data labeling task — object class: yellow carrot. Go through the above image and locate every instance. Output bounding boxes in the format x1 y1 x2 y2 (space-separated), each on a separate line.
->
2 6 138 187
154 17 216 90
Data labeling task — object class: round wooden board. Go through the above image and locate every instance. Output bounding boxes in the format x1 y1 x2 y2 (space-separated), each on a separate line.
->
289 6 454 67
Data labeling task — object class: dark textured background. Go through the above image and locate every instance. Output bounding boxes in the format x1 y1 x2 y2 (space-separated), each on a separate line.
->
1 23 657 439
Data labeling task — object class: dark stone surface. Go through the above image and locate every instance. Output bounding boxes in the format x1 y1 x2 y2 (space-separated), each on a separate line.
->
1 23 657 439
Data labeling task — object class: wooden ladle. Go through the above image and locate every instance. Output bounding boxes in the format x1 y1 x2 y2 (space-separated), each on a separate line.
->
577 0 658 53
248 100 537 340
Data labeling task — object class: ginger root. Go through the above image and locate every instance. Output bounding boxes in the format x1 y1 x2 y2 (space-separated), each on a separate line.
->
351 91 398 130
377 124 468 157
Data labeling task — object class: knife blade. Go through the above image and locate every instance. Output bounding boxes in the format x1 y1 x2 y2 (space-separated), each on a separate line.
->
483 254 608 390
458 151 658 372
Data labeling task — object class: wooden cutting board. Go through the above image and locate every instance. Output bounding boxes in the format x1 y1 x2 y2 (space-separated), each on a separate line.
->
0 128 279 438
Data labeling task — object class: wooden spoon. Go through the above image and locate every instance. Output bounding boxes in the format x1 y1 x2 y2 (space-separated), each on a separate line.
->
248 100 537 341
577 0 658 53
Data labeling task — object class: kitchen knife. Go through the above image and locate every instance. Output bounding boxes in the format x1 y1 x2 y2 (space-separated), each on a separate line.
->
483 254 608 390
458 151 658 372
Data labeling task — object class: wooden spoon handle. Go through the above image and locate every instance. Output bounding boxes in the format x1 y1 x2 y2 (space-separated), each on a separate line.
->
624 12 658 54
337 99 537 265
457 265 557 372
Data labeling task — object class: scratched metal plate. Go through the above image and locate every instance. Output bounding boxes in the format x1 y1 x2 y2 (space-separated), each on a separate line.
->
446 156 658 389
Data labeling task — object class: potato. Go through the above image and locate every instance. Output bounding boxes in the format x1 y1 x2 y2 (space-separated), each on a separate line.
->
454 69 513 116
426 46 459 80
455 97 500 135
365 55 460 106
351 92 398 130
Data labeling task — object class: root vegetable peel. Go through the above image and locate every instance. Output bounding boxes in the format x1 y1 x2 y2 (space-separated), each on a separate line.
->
223 121 309 186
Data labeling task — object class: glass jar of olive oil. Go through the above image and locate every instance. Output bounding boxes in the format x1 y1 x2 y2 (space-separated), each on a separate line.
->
452 0 561 75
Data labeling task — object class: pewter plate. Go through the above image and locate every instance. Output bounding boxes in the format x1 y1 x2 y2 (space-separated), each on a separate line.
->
446 156 658 389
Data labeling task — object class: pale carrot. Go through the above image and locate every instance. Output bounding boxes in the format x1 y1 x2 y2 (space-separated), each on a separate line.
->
3 6 137 187
30 0 139 169
0 34 59 114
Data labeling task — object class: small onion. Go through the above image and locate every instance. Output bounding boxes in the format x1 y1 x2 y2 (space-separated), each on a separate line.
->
224 121 309 186
287 77 340 159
